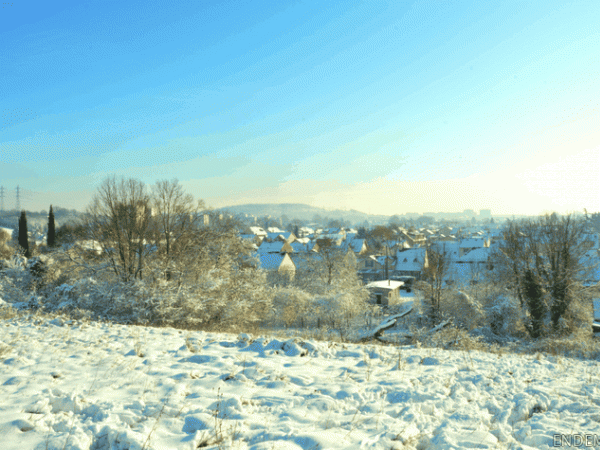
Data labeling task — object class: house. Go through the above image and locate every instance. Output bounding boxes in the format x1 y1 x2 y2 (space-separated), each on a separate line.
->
458 237 488 257
430 241 461 261
249 226 268 237
257 240 294 254
266 231 296 243
394 248 428 280
341 238 368 255
345 232 357 241
290 240 318 253
398 230 426 247
366 280 404 305
357 255 389 283
257 252 296 280
297 227 314 238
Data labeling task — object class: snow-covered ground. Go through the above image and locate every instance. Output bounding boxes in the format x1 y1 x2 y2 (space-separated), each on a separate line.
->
2 315 600 450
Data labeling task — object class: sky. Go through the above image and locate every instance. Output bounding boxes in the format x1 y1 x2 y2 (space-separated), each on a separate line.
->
1 0 599 216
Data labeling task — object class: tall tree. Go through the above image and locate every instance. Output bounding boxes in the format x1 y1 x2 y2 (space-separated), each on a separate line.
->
150 179 205 281
86 176 152 282
47 205 56 247
18 210 30 258
421 245 448 324
492 213 593 336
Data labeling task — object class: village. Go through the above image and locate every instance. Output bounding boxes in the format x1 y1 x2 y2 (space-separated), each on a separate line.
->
2 206 600 316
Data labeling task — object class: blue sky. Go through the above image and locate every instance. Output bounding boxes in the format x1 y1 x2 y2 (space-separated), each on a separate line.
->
1 0 599 215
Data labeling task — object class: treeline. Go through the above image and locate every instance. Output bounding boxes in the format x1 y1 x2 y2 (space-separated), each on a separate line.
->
418 212 599 340
0 176 371 337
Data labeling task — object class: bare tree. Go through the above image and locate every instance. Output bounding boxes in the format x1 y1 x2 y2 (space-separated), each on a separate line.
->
86 176 152 282
150 179 205 281
297 237 357 288
420 245 448 324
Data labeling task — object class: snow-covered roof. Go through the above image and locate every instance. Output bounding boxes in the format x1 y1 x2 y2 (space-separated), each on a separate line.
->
290 241 309 253
395 248 426 272
318 233 344 241
258 241 289 254
459 238 486 248
367 280 404 290
340 238 365 253
375 255 394 266
249 226 267 236
266 231 294 242
257 252 286 270
459 247 490 263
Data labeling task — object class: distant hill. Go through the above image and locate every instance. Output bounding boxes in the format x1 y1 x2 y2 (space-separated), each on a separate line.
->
216 203 391 225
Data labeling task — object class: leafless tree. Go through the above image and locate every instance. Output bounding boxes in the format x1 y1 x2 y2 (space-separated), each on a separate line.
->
86 176 152 282
150 179 206 282
420 245 449 324
295 237 357 289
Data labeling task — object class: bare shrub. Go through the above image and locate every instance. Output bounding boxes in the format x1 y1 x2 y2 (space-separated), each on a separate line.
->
527 328 600 359
269 288 314 328
440 290 485 331
411 325 489 353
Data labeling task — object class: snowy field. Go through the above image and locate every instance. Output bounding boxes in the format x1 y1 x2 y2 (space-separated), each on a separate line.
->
2 315 600 450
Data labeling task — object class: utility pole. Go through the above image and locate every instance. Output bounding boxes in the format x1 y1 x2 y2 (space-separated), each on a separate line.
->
382 245 390 283
0 186 4 212
15 185 21 211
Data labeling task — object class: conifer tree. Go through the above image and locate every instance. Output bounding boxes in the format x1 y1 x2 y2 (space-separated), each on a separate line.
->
47 205 56 247
18 210 30 258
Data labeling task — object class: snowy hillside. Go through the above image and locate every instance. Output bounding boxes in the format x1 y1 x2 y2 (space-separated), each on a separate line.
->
2 315 600 450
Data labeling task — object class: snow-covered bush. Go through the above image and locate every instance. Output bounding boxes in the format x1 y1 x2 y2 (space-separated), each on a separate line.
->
0 255 32 305
527 327 600 359
193 267 273 331
484 294 525 337
413 325 489 352
440 290 485 330
551 293 593 336
269 288 315 328
314 287 370 341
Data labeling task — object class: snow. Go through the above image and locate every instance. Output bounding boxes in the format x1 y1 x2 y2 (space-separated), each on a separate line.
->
366 280 404 290
2 315 600 449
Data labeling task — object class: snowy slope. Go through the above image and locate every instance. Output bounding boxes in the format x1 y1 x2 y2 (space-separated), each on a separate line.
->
2 316 600 450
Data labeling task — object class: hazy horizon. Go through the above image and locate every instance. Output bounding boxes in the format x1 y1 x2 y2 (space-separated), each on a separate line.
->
2 1 599 216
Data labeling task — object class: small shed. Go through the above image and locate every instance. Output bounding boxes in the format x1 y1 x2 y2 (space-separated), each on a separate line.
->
366 280 404 306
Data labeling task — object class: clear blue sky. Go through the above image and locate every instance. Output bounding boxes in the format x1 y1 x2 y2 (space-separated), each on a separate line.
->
1 0 599 215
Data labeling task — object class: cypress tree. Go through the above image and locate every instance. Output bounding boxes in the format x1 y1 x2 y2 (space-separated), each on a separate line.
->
47 205 56 247
523 269 545 338
18 210 31 258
